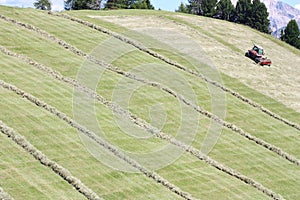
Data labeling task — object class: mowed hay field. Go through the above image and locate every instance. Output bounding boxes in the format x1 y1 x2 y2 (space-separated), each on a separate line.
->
0 5 300 200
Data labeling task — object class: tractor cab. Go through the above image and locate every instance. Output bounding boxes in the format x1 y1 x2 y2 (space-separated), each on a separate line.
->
252 45 264 55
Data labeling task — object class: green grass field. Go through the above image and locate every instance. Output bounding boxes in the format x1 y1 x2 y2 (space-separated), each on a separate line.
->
0 5 300 199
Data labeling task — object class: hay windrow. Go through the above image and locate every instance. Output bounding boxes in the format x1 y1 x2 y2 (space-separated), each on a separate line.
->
0 13 294 199
0 92 282 200
1 14 298 168
0 80 194 200
0 187 14 200
0 121 102 200
0 47 283 200
48 12 300 132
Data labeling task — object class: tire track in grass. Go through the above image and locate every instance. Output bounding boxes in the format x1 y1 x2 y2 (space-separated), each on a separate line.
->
0 121 102 200
0 80 195 200
1 14 299 169
0 187 13 200
48 12 300 133
0 48 283 200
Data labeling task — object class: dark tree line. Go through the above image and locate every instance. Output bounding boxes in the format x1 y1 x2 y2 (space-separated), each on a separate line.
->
176 0 269 33
106 0 154 9
34 0 154 10
64 0 102 10
64 0 154 10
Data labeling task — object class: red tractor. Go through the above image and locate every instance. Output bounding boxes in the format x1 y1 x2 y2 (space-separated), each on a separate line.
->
245 45 272 66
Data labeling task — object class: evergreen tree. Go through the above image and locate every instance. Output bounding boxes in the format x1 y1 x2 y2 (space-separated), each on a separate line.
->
250 0 269 33
188 0 203 15
105 0 119 9
34 0 52 10
202 0 217 17
188 0 235 21
214 0 234 21
65 0 101 10
234 0 252 24
131 0 147 9
233 0 269 33
176 2 189 13
188 0 217 16
186 0 270 34
131 0 154 9
105 0 154 9
145 0 154 9
281 20 300 49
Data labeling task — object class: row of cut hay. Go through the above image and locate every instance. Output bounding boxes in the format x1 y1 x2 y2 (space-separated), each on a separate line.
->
0 13 152 84
0 120 101 200
38 13 300 167
0 47 282 200
177 91 300 167
49 12 300 132
0 45 110 106
0 12 292 197
0 187 13 200
2 12 298 169
0 14 85 57
0 80 194 200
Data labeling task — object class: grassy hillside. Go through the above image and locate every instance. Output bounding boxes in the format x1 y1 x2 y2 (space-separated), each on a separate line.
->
0 6 299 200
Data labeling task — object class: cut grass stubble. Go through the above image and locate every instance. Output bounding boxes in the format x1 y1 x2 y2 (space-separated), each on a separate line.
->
0 120 102 200
1 13 299 169
0 46 284 200
0 80 195 200
48 12 300 133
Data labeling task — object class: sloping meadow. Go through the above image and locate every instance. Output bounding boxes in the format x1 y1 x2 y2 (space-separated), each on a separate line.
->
0 6 300 199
